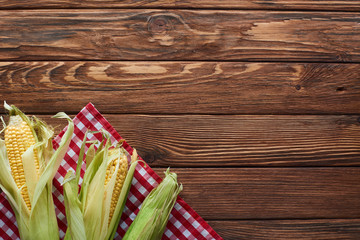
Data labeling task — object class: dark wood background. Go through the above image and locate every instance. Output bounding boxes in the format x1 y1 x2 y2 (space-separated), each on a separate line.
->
1 1 360 239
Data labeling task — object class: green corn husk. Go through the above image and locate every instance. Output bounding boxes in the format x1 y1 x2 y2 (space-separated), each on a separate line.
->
0 102 74 240
63 131 139 240
123 168 183 240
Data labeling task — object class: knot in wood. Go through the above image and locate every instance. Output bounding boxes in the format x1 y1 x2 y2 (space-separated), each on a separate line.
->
148 16 172 34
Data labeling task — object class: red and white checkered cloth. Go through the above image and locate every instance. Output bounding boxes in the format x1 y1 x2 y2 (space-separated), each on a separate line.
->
0 103 222 240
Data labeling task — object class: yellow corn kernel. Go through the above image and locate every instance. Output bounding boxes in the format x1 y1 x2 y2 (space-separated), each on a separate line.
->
4 115 40 210
104 148 128 224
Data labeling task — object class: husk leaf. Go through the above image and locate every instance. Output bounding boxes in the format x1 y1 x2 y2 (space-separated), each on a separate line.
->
63 171 86 240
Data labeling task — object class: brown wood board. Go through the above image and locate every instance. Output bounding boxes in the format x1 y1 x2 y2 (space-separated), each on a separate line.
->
0 0 359 11
1 62 360 114
32 114 360 167
154 167 360 220
0 10 359 62
208 219 360 239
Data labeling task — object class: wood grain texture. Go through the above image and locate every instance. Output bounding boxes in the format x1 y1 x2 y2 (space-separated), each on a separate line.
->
0 0 360 11
154 167 360 219
1 61 360 114
0 1 357 239
0 10 359 62
82 115 360 167
208 219 360 240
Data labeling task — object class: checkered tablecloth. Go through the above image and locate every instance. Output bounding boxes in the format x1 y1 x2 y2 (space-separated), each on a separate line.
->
0 103 222 240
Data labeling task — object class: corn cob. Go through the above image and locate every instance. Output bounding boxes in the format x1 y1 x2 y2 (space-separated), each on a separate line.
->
4 115 40 210
63 132 139 240
123 168 183 240
0 102 74 240
105 148 128 225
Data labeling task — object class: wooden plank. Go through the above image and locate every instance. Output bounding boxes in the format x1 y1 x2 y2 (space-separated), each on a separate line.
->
85 114 360 167
10 114 360 167
208 219 360 239
0 0 359 11
1 62 360 114
154 167 360 219
0 10 359 62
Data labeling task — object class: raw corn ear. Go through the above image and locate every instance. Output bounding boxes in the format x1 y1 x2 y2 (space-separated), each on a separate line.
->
5 114 39 210
123 168 183 240
63 132 139 240
0 102 74 240
105 148 128 225
106 149 140 240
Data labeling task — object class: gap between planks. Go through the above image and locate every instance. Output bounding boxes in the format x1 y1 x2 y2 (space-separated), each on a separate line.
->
0 7 360 13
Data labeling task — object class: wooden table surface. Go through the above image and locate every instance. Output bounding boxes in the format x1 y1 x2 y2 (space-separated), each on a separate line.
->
1 1 360 239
